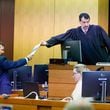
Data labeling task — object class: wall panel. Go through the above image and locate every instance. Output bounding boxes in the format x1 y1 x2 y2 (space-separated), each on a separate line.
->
14 0 54 65
14 0 98 65
0 0 14 59
98 0 109 33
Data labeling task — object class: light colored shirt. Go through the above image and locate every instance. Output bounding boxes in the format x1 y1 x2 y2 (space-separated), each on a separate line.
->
71 78 93 101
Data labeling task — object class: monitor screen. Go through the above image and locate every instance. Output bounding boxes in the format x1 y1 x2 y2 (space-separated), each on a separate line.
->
8 66 32 89
61 40 82 63
82 71 110 102
0 104 13 110
33 64 48 84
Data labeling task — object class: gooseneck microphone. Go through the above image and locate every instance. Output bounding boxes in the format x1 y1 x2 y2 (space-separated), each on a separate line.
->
24 91 39 99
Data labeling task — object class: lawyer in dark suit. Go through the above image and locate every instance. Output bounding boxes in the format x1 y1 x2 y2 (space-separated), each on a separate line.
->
0 42 33 94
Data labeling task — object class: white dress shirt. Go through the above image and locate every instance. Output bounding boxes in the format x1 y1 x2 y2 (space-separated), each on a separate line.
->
71 78 93 101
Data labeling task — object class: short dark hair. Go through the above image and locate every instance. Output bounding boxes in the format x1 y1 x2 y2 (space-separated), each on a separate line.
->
79 13 90 21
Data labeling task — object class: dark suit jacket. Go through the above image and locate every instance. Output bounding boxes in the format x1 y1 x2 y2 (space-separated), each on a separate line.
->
0 55 27 94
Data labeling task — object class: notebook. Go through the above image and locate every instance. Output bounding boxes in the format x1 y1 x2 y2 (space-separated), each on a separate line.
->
22 82 40 99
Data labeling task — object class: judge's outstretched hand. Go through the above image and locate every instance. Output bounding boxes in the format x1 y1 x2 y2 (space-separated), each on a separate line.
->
40 40 47 46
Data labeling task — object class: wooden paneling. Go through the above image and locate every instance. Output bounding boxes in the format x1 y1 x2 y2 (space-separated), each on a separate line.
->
98 0 109 33
87 65 110 71
48 83 75 98
14 0 98 65
14 0 55 64
0 0 14 59
13 104 37 110
0 98 66 110
48 64 110 99
48 64 75 98
0 97 110 110
0 0 109 64
49 70 74 83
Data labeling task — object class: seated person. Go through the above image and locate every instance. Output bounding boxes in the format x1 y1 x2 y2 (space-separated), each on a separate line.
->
62 64 93 101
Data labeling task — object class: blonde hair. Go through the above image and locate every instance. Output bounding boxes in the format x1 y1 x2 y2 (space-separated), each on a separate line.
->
73 64 89 74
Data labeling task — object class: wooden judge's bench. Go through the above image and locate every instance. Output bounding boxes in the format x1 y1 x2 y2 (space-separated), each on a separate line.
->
48 64 110 99
1 64 110 110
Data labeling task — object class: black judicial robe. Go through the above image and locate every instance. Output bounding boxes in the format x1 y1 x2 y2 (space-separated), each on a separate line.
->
46 25 110 65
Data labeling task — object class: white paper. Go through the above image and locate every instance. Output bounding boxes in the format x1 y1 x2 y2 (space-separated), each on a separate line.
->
28 43 41 56
32 43 41 51
28 50 36 56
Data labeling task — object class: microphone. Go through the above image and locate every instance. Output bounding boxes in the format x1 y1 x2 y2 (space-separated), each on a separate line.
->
24 91 39 99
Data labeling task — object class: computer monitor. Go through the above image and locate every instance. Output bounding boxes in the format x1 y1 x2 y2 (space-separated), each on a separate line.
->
0 104 13 110
33 64 48 84
8 66 32 89
61 40 82 63
82 71 110 102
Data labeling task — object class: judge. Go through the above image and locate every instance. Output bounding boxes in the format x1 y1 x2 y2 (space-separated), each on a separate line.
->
41 12 110 65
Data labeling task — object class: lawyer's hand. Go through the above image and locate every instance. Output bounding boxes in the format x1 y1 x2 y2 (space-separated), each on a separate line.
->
27 53 34 61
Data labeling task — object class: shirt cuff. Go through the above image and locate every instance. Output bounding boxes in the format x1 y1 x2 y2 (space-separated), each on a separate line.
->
25 57 29 63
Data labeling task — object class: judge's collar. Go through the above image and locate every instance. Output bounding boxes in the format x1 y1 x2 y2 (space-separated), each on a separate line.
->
81 26 89 33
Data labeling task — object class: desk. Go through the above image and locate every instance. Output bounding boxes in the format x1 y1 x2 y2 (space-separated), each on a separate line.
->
48 64 110 98
48 64 75 98
0 97 110 110
0 97 66 110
